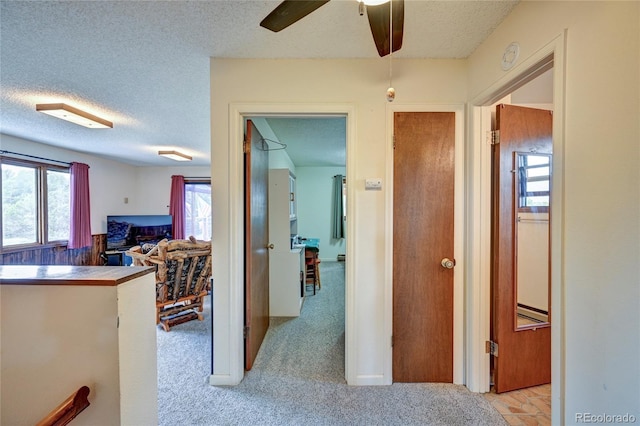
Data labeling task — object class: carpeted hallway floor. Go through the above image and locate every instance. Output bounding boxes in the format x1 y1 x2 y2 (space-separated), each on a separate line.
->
157 261 507 425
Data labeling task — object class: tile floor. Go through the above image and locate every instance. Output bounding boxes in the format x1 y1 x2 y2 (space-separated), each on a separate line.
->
484 384 552 426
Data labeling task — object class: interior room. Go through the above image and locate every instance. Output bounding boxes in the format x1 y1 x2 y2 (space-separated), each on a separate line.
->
1 1 638 425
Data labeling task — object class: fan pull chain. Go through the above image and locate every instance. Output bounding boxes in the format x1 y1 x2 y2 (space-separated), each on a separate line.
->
386 0 395 102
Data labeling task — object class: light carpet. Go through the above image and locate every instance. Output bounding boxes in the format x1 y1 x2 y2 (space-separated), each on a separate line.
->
157 261 506 425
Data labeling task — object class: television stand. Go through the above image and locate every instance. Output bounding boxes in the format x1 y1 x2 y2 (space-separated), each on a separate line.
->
102 250 123 266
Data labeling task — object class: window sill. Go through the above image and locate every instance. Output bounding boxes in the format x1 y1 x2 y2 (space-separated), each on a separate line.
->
1 242 69 255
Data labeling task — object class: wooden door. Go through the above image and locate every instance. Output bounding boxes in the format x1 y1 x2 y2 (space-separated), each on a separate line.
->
492 104 552 393
244 119 270 371
393 111 455 382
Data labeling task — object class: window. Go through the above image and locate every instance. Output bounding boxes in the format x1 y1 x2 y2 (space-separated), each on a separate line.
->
516 153 551 212
184 180 211 241
1 158 70 248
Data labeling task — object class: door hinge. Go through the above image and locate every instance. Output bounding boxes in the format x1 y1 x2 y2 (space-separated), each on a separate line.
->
391 335 394 347
243 139 249 154
486 340 498 357
243 326 249 339
393 134 396 150
488 130 500 145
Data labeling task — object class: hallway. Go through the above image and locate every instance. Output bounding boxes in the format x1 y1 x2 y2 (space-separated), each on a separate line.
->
158 261 508 425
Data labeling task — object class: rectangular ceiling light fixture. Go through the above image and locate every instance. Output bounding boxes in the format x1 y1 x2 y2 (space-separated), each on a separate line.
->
158 150 192 162
36 103 113 128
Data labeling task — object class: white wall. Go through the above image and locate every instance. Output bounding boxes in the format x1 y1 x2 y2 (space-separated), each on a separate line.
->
210 58 467 385
296 166 346 262
516 212 549 313
268 148 296 172
468 1 639 422
252 117 298 173
0 134 210 233
130 166 211 217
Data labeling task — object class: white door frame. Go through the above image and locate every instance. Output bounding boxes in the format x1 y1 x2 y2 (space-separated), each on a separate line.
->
384 104 466 384
466 32 566 425
209 103 356 386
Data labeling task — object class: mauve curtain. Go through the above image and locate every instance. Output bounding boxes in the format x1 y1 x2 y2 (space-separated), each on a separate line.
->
169 175 185 239
68 162 92 249
332 174 345 239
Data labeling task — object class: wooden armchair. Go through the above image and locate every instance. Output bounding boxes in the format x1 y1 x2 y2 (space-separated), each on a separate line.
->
126 237 212 331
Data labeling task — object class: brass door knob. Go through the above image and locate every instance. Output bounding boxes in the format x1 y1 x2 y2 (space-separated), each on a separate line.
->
267 243 275 249
441 258 456 269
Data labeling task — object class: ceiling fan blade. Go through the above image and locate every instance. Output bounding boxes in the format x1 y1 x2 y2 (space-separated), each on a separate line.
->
366 0 404 57
260 0 331 32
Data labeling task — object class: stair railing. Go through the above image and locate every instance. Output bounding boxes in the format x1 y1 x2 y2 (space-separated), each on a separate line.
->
36 385 90 426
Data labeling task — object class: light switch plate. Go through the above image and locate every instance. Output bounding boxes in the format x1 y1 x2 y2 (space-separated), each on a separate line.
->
365 178 383 190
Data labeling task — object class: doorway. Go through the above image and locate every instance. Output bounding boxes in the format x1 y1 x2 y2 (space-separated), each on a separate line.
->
211 104 354 386
482 69 555 422
467 35 565 424
238 106 352 382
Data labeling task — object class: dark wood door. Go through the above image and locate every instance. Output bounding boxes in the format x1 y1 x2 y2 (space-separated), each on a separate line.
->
393 111 456 382
244 119 270 371
493 104 552 393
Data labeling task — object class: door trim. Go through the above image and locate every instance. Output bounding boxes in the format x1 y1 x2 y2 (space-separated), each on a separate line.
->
467 31 566 425
385 103 465 384
209 103 356 386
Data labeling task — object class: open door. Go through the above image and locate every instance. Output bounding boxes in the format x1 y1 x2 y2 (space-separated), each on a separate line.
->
492 104 552 393
244 119 270 371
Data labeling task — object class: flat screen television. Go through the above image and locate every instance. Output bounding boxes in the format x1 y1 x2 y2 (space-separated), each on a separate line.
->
106 215 172 251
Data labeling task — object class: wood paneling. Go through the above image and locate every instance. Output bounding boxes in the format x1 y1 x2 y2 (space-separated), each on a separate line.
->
1 234 107 266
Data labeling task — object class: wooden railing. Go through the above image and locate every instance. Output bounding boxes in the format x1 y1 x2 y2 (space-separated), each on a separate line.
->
36 386 90 426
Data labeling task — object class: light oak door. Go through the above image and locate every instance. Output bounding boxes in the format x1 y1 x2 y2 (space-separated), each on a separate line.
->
393 111 456 382
492 104 552 393
244 119 270 371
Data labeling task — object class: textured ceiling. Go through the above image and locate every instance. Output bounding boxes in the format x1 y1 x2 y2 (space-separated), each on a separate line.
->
265 117 347 167
0 0 519 167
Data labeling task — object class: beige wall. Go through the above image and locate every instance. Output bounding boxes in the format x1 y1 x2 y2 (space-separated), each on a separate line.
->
212 1 639 420
2 285 120 425
0 274 157 425
469 1 639 422
210 58 467 384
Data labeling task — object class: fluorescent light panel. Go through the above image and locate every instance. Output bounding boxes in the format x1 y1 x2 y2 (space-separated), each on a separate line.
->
158 150 192 162
36 103 113 129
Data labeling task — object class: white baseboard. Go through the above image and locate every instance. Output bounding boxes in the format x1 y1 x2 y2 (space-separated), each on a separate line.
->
349 375 389 386
209 374 241 386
